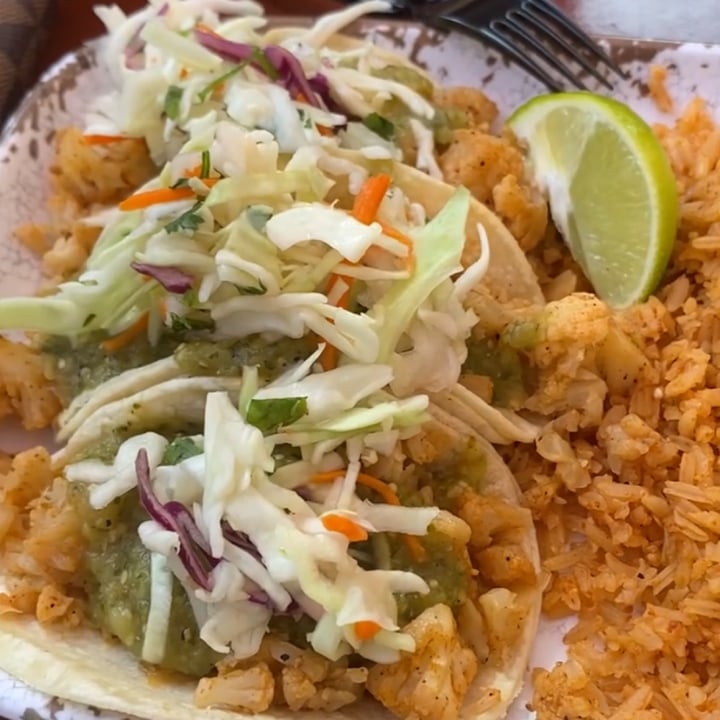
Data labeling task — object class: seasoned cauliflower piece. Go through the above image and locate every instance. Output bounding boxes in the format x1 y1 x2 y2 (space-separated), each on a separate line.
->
0 339 60 430
195 662 275 713
478 588 529 662
367 604 478 720
433 86 498 129
51 127 156 207
541 292 611 351
492 173 548 252
474 544 537 587
456 489 532 551
438 129 525 204
281 664 367 712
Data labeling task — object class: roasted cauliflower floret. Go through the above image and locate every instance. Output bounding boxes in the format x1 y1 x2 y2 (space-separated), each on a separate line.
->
280 663 367 712
438 128 525 205
492 173 548 252
0 338 61 430
51 127 156 207
195 662 275 713
540 292 611 352
456 489 532 551
367 604 478 720
433 86 498 129
474 544 537 587
477 588 530 662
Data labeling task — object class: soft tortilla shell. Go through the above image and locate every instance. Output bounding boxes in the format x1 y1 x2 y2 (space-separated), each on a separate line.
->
52 376 244 468
427 412 542 719
56 357 183 443
324 147 544 308
0 406 540 720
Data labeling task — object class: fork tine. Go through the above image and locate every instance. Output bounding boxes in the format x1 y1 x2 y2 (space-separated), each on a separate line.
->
491 18 588 90
527 0 629 80
471 24 565 91
508 8 613 89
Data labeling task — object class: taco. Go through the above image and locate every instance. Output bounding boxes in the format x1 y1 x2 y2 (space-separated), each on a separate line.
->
0 3 547 717
0 363 542 720
0 133 542 447
0 0 546 448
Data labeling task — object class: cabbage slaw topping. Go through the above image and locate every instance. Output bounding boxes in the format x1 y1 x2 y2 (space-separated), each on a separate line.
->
66 371 437 665
0 0 506 673
27 117 492 665
39 123 492 664
87 0 437 171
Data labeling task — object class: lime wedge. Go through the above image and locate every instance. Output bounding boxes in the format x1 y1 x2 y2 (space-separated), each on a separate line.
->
507 92 679 308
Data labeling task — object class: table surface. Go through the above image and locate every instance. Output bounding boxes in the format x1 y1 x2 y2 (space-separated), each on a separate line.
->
39 0 720 82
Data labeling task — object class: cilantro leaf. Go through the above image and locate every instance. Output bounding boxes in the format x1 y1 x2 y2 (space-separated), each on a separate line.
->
164 85 183 121
238 279 267 295
247 397 308 433
170 312 215 333
200 149 211 179
197 62 248 103
164 200 204 233
162 436 203 465
362 113 395 141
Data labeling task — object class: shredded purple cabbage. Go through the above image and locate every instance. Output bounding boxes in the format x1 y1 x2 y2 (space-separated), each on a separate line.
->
135 449 217 590
222 520 262 562
124 3 168 69
130 262 194 293
294 486 314 501
263 45 323 109
194 30 324 108
308 72 350 117
194 29 257 64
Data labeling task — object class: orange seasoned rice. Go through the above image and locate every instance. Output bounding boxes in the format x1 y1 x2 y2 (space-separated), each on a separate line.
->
0 447 84 624
649 64 674 115
502 96 720 719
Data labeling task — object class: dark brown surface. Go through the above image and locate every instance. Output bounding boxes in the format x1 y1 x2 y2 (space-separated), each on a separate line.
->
36 0 340 77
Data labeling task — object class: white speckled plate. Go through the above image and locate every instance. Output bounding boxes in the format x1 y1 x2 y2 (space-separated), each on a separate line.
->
1 16 720 720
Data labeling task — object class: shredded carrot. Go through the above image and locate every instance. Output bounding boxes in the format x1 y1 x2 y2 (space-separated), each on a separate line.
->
179 67 189 80
118 179 219 211
319 344 338 373
351 173 392 225
311 470 426 562
295 91 309 103
321 514 368 542
83 134 141 145
119 187 194 211
100 313 149 353
184 164 202 178
354 620 382 641
317 124 334 137
378 221 415 271
319 274 353 372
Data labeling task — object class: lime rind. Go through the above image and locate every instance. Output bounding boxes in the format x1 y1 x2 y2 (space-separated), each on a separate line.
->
508 92 679 309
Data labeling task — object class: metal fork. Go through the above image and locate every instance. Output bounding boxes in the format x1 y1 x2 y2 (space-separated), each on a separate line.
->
390 0 628 91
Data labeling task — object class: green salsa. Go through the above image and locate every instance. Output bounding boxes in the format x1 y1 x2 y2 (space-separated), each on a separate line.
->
463 336 532 409
68 485 220 677
268 614 315 648
44 332 316 406
368 64 469 152
43 333 178 405
392 530 470 625
173 335 316 380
